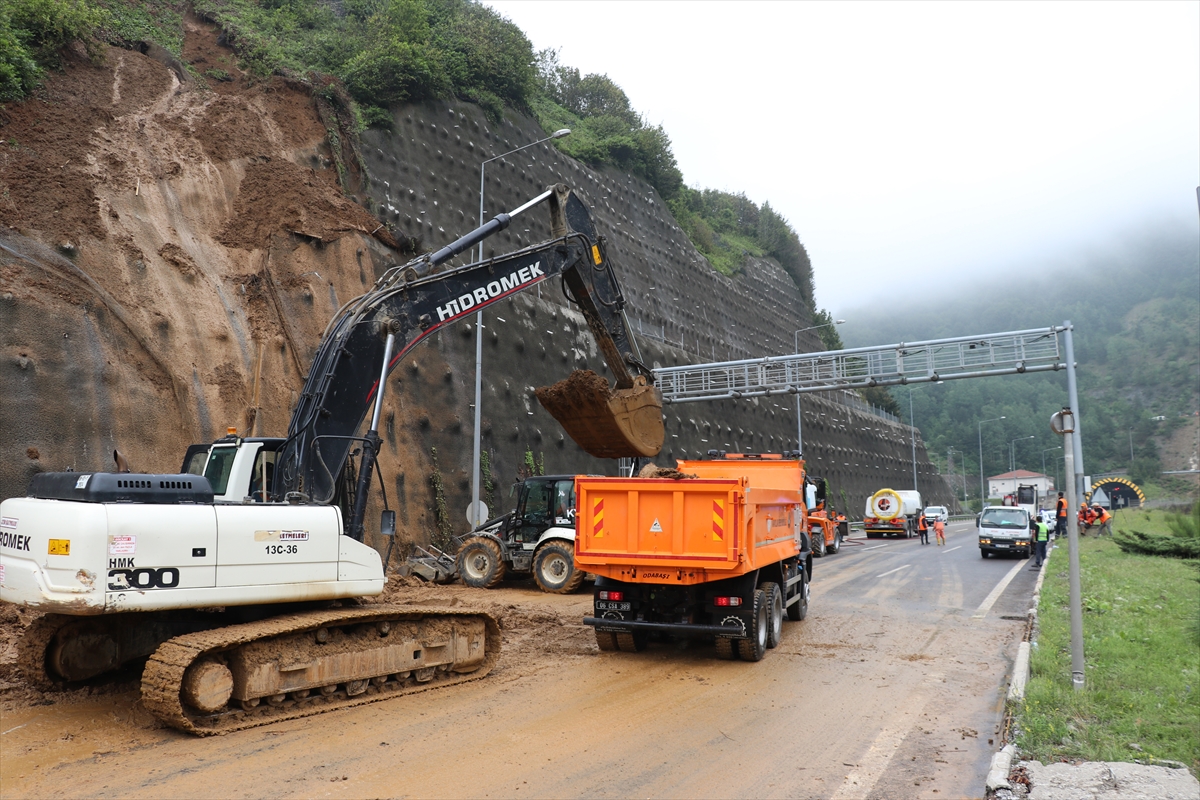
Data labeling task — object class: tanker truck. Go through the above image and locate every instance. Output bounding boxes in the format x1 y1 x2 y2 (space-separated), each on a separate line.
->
862 488 923 538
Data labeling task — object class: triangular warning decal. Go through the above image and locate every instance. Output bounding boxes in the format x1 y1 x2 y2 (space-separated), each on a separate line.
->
649 518 663 533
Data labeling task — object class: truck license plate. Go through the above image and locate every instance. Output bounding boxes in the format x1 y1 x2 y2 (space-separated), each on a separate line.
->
995 543 1009 548
596 601 631 611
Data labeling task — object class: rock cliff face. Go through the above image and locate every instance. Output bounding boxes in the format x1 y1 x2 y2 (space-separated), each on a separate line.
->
0 23 952 554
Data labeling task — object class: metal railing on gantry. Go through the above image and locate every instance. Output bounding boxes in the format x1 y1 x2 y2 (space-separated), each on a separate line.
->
651 325 1068 403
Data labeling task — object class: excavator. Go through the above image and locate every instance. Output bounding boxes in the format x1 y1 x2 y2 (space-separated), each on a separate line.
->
0 184 664 734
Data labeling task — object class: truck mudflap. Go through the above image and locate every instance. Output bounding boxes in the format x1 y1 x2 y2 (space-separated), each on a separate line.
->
582 617 748 639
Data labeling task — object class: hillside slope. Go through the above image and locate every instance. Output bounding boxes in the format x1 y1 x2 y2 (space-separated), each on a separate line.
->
1 22 954 549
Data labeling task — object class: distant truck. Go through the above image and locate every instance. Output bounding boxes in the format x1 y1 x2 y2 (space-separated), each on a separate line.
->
577 453 812 662
863 488 923 538
1008 484 1040 520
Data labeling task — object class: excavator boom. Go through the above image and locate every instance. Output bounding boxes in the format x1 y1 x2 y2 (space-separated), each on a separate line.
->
276 185 664 507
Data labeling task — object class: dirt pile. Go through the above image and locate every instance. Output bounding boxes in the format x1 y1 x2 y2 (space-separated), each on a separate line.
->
0 15 417 506
637 463 697 479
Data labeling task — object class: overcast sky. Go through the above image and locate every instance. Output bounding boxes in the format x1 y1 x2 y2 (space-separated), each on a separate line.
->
487 1 1199 316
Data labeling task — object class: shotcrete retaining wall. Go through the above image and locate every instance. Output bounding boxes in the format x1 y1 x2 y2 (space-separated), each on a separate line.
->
357 100 955 525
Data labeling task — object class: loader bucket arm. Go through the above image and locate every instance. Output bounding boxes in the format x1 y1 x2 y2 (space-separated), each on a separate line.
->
276 185 663 504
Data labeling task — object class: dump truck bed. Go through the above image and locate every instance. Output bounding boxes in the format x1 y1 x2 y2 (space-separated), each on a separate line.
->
575 459 806 586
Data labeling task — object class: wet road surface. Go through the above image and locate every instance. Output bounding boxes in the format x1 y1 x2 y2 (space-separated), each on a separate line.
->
0 519 1040 799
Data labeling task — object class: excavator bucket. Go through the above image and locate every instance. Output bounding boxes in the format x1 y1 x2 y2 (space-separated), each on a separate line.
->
536 370 664 458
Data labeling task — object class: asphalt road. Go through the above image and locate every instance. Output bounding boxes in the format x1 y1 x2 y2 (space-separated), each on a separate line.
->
0 519 1041 799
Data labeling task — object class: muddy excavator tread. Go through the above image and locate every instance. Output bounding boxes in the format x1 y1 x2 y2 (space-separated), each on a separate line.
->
17 614 68 691
141 605 501 736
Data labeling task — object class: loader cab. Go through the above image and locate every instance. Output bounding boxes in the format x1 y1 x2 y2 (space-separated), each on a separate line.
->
510 476 576 544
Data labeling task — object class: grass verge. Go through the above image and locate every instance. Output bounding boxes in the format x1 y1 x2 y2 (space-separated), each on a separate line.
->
1015 536 1199 772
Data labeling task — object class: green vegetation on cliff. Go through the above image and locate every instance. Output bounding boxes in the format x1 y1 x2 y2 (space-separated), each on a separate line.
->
0 0 820 305
0 0 109 101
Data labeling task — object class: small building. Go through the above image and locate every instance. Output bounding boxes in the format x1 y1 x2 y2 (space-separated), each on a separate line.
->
988 470 1054 499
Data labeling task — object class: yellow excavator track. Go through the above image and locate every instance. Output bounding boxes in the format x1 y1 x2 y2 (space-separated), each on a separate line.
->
140 605 501 735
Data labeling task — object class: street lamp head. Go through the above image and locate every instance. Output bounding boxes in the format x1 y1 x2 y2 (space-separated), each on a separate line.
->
551 128 571 139
835 319 846 324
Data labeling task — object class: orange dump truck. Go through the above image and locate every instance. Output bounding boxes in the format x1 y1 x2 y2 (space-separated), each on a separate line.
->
577 453 812 661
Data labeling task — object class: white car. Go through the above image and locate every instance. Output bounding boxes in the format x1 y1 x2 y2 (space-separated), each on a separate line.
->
923 506 948 523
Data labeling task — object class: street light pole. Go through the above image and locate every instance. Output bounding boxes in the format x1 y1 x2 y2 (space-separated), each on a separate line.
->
1009 435 1035 472
471 128 570 527
792 319 844 454
978 416 1005 506
1042 446 1062 485
909 386 918 491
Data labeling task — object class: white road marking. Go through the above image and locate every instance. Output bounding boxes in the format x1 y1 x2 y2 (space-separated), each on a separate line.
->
972 559 1027 619
941 546 962 553
876 564 911 578
1 723 27 735
860 544 888 551
831 671 942 799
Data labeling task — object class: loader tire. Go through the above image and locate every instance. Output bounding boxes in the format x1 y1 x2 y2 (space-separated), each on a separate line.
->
761 582 783 649
736 590 768 662
457 537 506 589
533 541 583 594
829 528 842 554
812 531 827 558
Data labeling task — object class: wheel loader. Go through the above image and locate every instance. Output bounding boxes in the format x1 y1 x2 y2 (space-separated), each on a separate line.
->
0 185 664 734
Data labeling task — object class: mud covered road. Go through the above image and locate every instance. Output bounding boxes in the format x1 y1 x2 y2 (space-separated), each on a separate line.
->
0 520 1037 798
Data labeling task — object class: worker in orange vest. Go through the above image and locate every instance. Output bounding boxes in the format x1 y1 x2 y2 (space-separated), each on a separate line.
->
1093 504 1113 536
917 510 929 545
1078 503 1095 534
1055 492 1068 539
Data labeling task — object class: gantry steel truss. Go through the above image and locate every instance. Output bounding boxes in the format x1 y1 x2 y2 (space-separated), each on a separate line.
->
651 325 1068 403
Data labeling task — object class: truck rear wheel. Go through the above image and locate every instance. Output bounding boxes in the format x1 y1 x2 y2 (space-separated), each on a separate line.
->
787 571 809 621
714 637 735 659
594 631 618 651
761 583 783 648
532 541 583 593
616 632 647 653
736 590 768 662
457 537 506 589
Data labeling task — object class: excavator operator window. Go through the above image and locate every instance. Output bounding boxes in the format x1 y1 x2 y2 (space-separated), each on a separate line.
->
203 446 238 496
249 451 277 502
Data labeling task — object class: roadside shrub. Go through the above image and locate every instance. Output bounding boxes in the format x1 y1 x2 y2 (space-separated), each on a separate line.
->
1113 500 1200 558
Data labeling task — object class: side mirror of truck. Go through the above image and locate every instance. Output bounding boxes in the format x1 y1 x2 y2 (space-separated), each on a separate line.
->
975 514 981 526
380 510 396 538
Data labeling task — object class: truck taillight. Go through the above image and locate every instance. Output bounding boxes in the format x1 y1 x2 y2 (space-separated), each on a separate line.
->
599 590 623 601
714 596 742 607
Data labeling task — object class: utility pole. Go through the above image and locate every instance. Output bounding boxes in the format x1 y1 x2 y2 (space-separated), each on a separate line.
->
1053 408 1085 690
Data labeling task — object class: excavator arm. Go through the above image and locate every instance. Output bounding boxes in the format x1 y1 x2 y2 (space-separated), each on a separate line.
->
275 185 663 531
